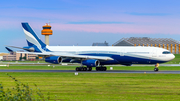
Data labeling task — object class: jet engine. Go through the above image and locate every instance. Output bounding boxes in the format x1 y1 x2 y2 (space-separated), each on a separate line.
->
82 59 100 67
45 56 62 64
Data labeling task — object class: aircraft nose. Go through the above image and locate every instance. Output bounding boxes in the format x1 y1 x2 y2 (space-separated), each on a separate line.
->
170 54 175 60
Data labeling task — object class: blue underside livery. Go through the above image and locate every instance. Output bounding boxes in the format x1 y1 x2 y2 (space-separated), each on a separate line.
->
78 53 167 65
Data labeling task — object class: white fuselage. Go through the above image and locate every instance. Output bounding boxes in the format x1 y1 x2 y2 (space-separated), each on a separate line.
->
46 46 175 63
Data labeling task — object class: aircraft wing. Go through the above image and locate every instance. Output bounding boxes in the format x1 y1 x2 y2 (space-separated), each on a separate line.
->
17 51 114 61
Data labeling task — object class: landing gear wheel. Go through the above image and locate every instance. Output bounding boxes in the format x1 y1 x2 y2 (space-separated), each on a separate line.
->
80 67 83 71
154 68 159 72
76 67 79 71
104 67 107 71
154 63 159 72
87 67 92 71
89 67 92 71
96 67 99 71
83 67 87 71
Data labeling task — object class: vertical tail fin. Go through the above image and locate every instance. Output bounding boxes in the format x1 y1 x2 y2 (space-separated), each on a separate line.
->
22 23 46 52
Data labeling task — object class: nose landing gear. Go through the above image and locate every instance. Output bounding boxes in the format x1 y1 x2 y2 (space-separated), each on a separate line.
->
154 63 159 72
154 68 159 71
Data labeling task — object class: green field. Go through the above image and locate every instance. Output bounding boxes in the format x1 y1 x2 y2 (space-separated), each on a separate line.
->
0 65 180 71
1 73 180 100
0 54 180 100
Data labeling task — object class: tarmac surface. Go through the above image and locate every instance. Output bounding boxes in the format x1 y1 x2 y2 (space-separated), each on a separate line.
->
0 70 180 74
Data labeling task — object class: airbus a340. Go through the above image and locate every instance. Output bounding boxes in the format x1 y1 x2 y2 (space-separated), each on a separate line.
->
7 23 175 72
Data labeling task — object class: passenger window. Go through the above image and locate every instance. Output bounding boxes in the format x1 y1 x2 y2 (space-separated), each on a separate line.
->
162 51 171 54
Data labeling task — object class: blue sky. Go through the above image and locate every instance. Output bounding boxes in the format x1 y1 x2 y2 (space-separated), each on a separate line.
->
1 0 180 52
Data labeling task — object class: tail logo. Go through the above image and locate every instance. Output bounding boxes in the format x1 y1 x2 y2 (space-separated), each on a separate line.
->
22 23 47 52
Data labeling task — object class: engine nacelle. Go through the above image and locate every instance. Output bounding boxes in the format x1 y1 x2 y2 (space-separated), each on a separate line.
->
82 59 100 67
45 56 62 64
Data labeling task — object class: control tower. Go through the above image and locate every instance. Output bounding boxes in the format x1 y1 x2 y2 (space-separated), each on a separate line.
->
41 23 53 46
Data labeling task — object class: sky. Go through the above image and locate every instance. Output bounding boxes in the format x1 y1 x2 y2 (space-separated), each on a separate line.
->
1 0 180 52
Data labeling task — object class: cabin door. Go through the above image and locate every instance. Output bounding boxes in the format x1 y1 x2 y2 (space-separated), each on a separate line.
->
120 49 124 56
152 50 157 57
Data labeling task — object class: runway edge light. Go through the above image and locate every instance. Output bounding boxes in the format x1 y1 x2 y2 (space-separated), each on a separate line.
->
75 72 78 75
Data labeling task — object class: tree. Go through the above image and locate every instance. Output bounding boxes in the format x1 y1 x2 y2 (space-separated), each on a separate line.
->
19 57 22 60
23 56 26 60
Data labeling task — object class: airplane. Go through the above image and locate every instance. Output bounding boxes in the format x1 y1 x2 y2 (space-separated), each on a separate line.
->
8 23 175 72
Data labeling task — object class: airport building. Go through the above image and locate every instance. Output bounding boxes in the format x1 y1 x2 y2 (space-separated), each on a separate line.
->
113 37 180 54
92 41 109 46
2 52 37 61
0 53 9 60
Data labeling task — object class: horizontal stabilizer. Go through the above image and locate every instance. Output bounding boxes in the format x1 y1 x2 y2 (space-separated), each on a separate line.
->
6 46 34 52
5 47 14 52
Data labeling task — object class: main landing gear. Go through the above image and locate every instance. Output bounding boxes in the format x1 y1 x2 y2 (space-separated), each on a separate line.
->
76 60 93 71
75 60 107 71
76 67 92 71
154 63 159 72
75 66 107 71
96 67 107 71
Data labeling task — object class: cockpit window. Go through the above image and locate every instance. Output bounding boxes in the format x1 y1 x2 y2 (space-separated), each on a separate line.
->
162 51 171 54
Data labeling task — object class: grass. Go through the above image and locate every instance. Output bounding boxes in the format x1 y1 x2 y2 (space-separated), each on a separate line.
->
0 65 180 71
1 73 180 100
1 54 180 100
